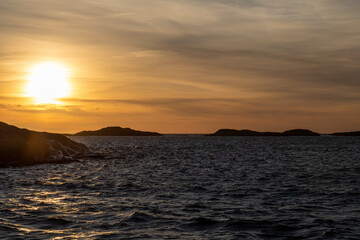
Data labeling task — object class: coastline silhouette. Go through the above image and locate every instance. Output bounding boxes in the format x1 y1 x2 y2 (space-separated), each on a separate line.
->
73 126 163 136
208 129 320 136
1 121 360 167
331 131 360 136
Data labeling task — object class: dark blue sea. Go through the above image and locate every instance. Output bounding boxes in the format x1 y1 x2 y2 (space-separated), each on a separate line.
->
1 136 360 239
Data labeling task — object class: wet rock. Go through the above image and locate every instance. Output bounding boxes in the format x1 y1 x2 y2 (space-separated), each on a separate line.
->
0 122 87 167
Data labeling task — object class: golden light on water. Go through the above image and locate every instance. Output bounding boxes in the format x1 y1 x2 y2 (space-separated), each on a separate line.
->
26 62 71 104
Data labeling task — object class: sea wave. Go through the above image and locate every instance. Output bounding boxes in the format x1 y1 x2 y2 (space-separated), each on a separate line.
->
1 136 360 239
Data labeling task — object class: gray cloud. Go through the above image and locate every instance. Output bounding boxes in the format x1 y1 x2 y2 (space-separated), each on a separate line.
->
63 93 360 118
1 0 360 131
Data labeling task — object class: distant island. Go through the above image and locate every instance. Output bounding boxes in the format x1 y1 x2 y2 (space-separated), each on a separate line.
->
331 131 360 136
0 122 87 167
73 126 163 136
208 129 320 136
2 120 360 168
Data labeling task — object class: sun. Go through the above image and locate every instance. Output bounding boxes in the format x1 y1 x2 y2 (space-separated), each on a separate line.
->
26 62 71 104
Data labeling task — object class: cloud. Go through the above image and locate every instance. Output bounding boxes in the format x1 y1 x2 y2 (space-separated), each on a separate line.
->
63 93 360 118
0 103 87 115
1 0 360 132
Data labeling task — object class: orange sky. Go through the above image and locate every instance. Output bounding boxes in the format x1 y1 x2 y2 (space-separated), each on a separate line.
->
1 0 360 133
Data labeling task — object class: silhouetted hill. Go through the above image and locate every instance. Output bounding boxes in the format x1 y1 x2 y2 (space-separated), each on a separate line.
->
74 126 162 136
208 128 320 136
282 129 320 136
331 131 360 136
207 129 282 136
0 122 87 167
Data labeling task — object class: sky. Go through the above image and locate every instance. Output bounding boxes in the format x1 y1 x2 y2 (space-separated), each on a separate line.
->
1 0 360 133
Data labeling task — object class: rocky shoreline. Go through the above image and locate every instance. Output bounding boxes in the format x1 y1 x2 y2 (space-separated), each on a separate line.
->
0 122 87 167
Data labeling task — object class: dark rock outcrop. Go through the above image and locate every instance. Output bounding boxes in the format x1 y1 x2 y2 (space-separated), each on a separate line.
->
208 128 320 136
0 122 87 167
331 131 360 136
74 126 162 136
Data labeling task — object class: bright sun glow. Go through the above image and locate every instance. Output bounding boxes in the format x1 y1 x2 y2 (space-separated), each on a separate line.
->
26 62 71 104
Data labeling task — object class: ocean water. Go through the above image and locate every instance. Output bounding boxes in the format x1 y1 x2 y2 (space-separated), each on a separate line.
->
0 136 360 239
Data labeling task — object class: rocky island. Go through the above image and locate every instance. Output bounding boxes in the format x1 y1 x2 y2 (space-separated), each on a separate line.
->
208 128 320 136
331 131 360 136
74 126 162 136
0 122 87 167
282 129 320 136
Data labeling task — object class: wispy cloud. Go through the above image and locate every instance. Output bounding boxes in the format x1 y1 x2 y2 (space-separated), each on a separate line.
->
0 103 86 115
1 0 360 132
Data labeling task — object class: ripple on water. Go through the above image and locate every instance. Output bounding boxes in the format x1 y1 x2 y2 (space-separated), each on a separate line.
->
0 136 360 239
